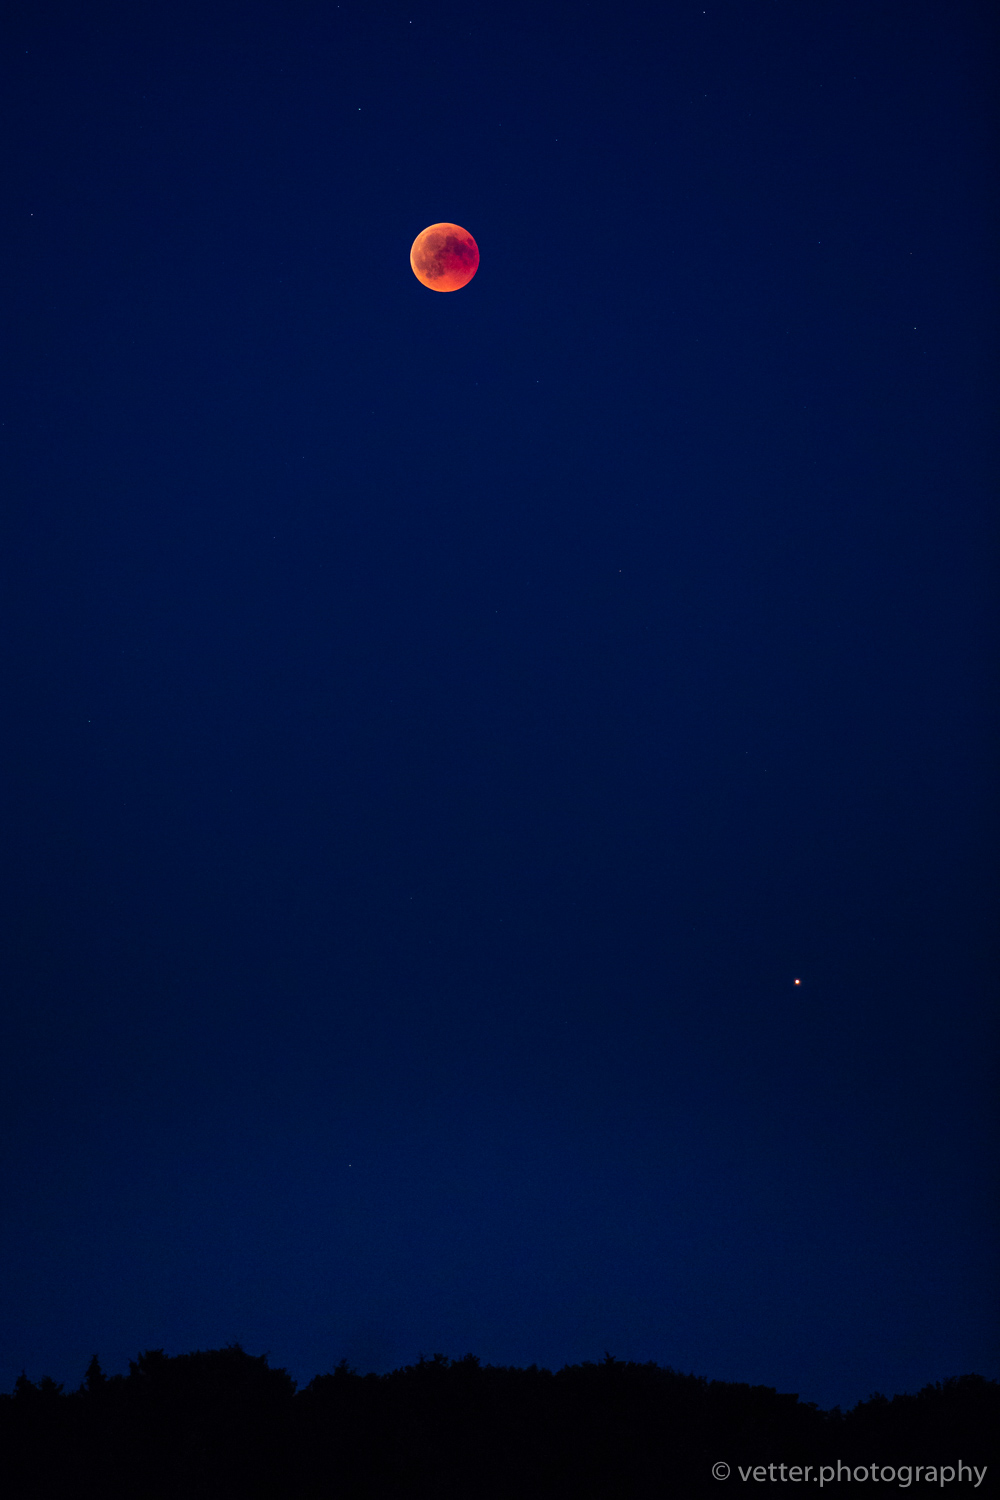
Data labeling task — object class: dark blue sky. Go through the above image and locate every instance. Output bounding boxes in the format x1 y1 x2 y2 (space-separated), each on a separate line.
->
1 0 996 1410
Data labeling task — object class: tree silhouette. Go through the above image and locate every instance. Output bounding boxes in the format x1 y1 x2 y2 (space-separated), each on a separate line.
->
1 1348 995 1498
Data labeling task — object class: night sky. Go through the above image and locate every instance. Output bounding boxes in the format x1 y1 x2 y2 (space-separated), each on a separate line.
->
1 0 996 1412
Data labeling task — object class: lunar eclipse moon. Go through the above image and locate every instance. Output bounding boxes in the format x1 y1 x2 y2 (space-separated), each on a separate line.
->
410 223 480 292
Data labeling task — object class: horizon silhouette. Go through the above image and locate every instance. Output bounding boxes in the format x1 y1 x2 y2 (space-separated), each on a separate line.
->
4 1343 995 1497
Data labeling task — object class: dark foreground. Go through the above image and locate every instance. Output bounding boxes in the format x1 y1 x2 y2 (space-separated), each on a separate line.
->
2 1347 995 1498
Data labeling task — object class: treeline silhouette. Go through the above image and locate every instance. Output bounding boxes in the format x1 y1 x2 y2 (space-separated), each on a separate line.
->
2 1346 994 1497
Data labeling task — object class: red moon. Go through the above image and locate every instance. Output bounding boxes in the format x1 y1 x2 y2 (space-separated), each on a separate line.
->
410 223 479 292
